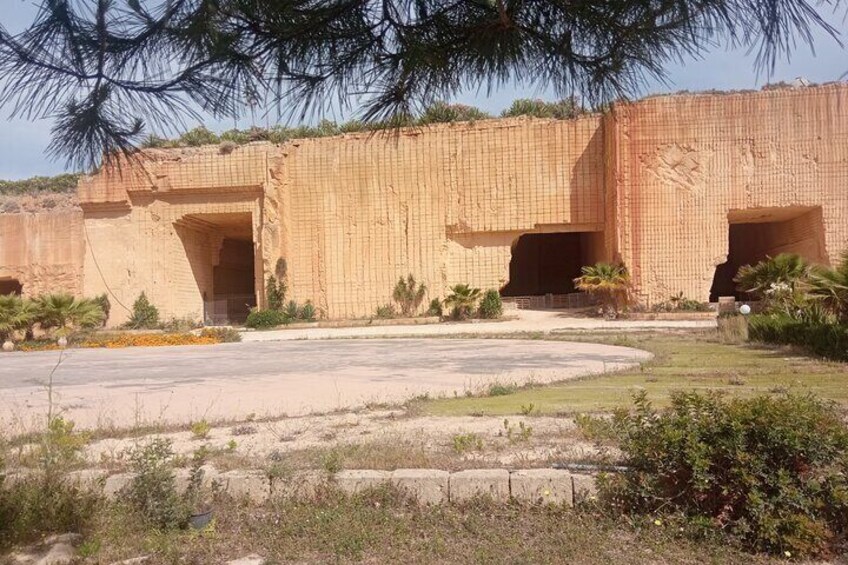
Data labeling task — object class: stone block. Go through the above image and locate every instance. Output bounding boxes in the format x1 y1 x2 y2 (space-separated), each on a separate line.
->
391 469 449 504
334 470 390 495
271 470 326 500
571 473 598 503
220 470 270 504
449 469 510 503
510 469 573 506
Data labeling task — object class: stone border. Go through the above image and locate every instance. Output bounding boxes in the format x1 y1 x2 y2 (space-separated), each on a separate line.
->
57 467 598 507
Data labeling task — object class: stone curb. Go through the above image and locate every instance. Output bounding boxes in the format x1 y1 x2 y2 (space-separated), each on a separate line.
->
22 467 598 507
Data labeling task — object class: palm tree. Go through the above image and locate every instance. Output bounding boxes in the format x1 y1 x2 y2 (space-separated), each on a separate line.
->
574 263 632 319
444 284 482 320
0 294 36 343
734 253 810 298
392 274 427 317
36 294 105 336
808 251 848 322
734 254 811 314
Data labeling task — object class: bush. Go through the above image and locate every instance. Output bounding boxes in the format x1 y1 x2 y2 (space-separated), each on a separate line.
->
199 327 242 342
748 313 848 361
374 304 396 319
501 98 582 119
0 474 99 550
597 391 848 557
283 300 300 320
92 293 111 325
124 292 160 329
392 274 427 317
651 292 711 313
245 308 288 329
123 439 190 530
426 298 443 317
444 284 481 320
266 275 287 311
418 101 491 124
0 173 80 196
299 301 317 322
477 289 503 319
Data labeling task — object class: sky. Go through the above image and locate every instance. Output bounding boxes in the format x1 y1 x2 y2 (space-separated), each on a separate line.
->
1 1 846 180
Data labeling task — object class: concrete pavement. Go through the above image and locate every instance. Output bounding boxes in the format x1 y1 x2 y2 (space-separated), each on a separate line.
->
0 337 652 433
240 309 715 342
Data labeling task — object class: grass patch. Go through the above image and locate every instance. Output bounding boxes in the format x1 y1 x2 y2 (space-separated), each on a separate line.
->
83 486 778 564
418 333 848 417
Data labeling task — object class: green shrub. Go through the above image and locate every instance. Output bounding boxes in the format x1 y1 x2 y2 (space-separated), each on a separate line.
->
599 391 848 557
92 293 111 325
418 101 490 124
392 274 427 317
444 284 481 320
266 275 287 311
245 308 288 329
283 300 300 320
748 313 848 361
299 301 317 321
199 326 242 342
123 438 190 530
477 289 503 319
0 173 80 196
501 98 582 119
651 292 711 313
374 304 396 319
177 126 220 146
124 292 160 329
0 474 99 550
426 298 443 317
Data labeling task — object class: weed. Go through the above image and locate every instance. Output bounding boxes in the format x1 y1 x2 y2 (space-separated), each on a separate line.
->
501 419 532 442
520 403 537 416
190 420 212 440
374 303 396 319
451 433 484 454
487 383 517 397
231 424 257 436
321 449 344 474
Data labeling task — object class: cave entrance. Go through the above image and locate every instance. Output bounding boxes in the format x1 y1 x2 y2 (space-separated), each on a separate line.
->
176 212 258 325
709 206 827 302
501 231 605 304
0 278 22 295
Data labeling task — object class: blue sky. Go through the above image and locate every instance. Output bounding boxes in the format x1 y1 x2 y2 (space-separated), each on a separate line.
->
1 2 846 180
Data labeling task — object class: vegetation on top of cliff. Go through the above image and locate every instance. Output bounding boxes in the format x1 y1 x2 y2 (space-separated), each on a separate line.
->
141 99 586 149
0 174 80 196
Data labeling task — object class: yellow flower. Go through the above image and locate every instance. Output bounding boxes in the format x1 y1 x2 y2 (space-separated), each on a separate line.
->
653 519 662 526
784 551 792 558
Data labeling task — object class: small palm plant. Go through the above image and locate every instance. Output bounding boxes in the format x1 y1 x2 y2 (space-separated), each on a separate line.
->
574 263 632 319
734 253 810 313
0 294 35 344
808 251 848 322
392 274 427 317
36 293 105 336
444 284 481 320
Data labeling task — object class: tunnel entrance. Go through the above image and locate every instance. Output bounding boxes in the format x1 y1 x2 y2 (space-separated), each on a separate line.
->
0 278 22 295
709 207 827 302
501 232 605 300
176 212 257 325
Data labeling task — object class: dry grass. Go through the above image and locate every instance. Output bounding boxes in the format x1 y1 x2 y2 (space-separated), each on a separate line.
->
81 487 779 565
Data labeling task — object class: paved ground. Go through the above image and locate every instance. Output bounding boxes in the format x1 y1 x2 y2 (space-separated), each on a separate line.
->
0 338 652 434
241 309 716 342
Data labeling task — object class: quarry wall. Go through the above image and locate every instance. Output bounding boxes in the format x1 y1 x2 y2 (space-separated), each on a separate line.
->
0 210 85 297
610 84 848 304
2 84 846 323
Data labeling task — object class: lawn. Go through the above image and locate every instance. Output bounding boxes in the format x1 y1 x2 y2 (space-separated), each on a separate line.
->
418 333 848 416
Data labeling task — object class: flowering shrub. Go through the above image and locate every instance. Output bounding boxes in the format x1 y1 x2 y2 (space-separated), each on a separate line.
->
82 333 219 348
589 391 848 557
